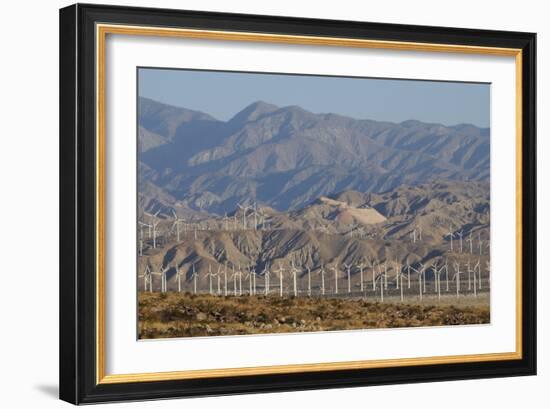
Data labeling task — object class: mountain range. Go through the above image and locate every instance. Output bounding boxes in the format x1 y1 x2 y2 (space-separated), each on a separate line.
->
138 97 490 216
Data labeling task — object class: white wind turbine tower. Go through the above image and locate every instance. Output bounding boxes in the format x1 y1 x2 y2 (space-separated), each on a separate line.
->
253 202 258 231
237 203 252 229
231 264 237 295
320 264 326 296
150 265 166 293
417 262 426 293
343 263 353 294
262 264 271 296
410 228 417 243
290 261 299 297
418 226 423 241
306 265 312 297
409 263 424 300
374 272 385 302
223 262 228 296
331 263 339 295
394 259 401 290
251 266 257 295
216 266 222 295
466 232 474 254
474 258 481 291
383 261 388 290
223 213 229 231
245 265 254 296
442 259 450 292
138 266 153 292
191 263 198 294
148 210 161 249
371 259 377 291
452 262 465 299
478 232 483 255
208 264 214 295
457 229 464 253
431 261 443 301
171 210 186 242
394 267 407 302
466 259 473 290
174 264 186 293
358 260 366 294
472 261 478 297
446 226 455 252
237 264 243 296
275 263 285 297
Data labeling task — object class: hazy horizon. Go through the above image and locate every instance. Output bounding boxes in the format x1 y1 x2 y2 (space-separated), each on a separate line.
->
138 68 491 128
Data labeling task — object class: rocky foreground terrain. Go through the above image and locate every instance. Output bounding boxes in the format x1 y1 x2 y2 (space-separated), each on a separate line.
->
138 293 490 339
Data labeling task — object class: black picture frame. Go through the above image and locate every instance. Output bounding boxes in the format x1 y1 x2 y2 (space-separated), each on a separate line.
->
59 3 536 404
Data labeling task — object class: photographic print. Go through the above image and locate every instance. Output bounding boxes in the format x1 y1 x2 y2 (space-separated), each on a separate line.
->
136 68 491 339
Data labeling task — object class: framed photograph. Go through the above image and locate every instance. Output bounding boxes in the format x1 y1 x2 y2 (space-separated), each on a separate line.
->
59 3 536 404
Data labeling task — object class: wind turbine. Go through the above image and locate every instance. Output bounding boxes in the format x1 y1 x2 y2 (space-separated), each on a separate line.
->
223 262 228 296
409 263 424 300
478 232 483 255
237 203 253 229
466 232 474 254
446 226 455 252
466 259 473 290
171 210 185 242
275 263 285 297
307 265 312 297
290 261 299 297
320 264 326 296
253 202 258 231
474 259 482 291
394 267 407 302
358 260 366 293
191 263 198 294
148 210 161 249
174 264 186 293
138 266 153 292
374 272 385 302
432 261 443 301
208 264 214 295
331 263 339 294
251 266 257 295
452 262 465 299
263 263 270 296
150 265 166 293
371 259 380 292
456 229 464 253
410 228 417 243
394 259 401 290
237 264 243 296
231 264 237 295
343 263 353 294
216 265 222 295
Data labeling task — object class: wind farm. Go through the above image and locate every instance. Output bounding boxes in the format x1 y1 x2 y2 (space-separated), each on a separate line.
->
136 78 491 338
137 181 491 338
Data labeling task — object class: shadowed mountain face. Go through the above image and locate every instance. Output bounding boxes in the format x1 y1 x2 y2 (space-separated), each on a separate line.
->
139 97 490 214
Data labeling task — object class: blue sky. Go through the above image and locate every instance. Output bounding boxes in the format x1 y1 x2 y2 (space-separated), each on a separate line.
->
138 68 490 128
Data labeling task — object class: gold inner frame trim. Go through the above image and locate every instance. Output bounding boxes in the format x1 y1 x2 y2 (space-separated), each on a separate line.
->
95 23 523 385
